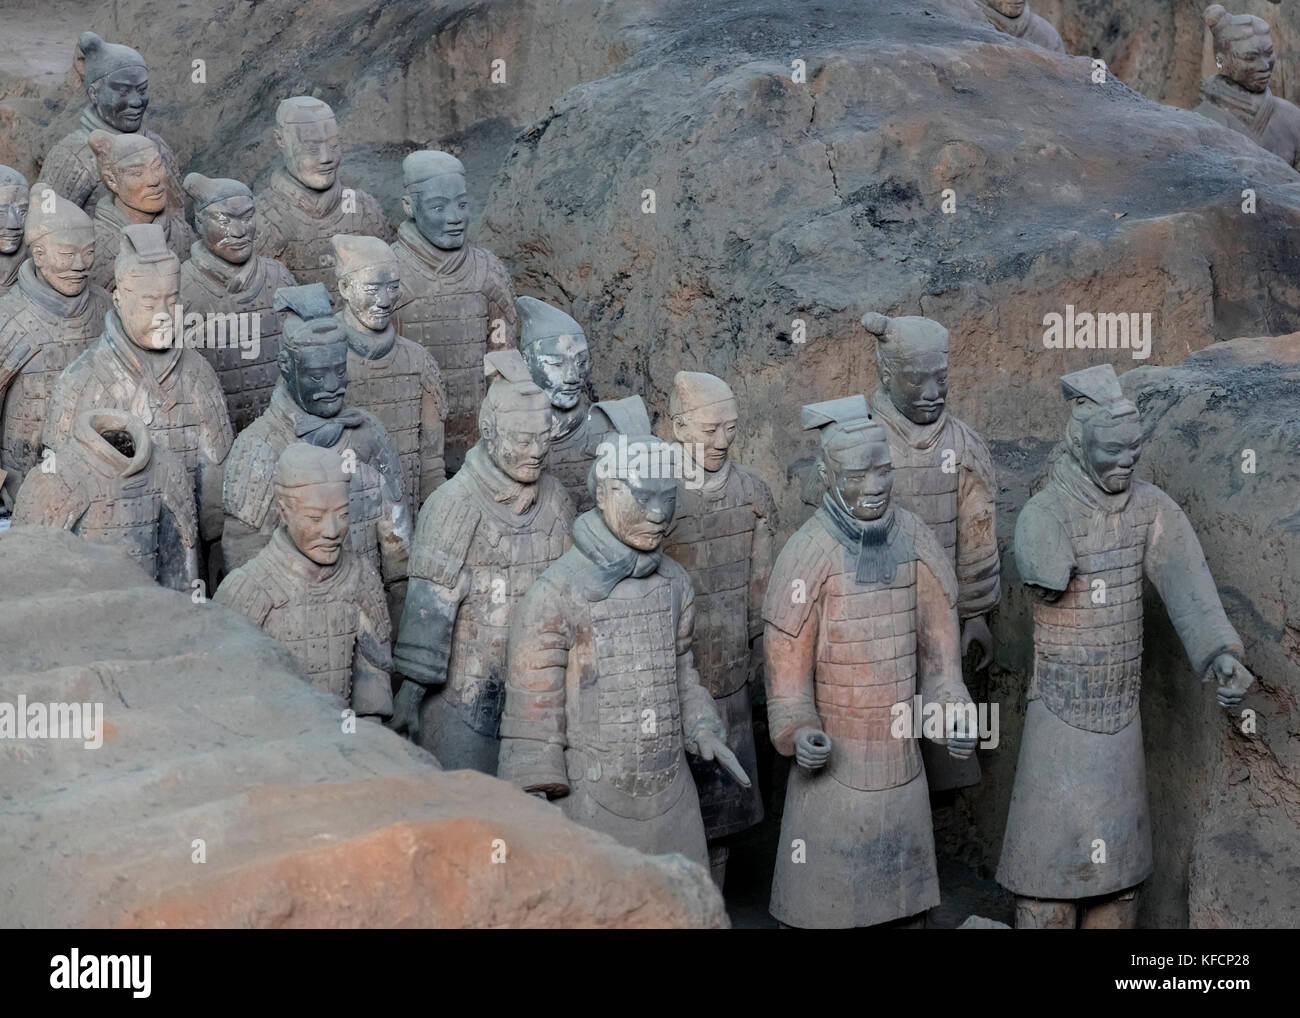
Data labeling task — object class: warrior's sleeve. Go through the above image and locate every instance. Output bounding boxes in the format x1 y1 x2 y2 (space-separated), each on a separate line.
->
0 324 37 397
358 190 395 244
221 434 278 570
1144 486 1244 678
747 472 778 644
670 563 726 753
391 487 474 686
357 422 409 587
40 135 95 210
40 358 85 453
955 420 1001 618
10 469 81 529
761 524 832 755
212 565 275 629
418 348 447 502
252 200 288 262
194 358 235 543
498 575 573 795
482 250 519 350
911 516 970 716
156 447 201 592
352 562 395 719
1013 494 1074 596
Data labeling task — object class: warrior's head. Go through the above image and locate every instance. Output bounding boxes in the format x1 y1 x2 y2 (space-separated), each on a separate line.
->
186 173 256 266
1061 365 1143 494
517 296 589 413
25 184 94 297
0 165 29 256
671 371 738 474
1206 5 1274 94
805 395 893 522
333 234 400 333
274 97 341 192
79 32 149 134
114 223 180 351
863 311 949 426
592 433 679 553
401 150 467 251
480 349 553 486
274 283 349 418
275 442 351 567
89 130 167 216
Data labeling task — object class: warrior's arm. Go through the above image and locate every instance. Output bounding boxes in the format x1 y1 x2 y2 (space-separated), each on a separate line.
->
483 255 520 350
352 572 395 721
675 580 725 753
498 582 573 796
220 514 273 572
197 372 235 544
762 609 821 756
748 482 778 644
916 558 971 713
1145 493 1244 678
392 574 465 686
1013 497 1073 603
418 357 447 503
956 432 1001 618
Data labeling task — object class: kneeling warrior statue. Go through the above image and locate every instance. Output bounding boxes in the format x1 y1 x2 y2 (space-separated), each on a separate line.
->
499 433 750 867
216 442 393 721
764 396 976 928
997 365 1253 928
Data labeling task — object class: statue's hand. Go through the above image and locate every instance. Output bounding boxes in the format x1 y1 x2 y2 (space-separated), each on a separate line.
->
697 730 751 788
961 615 994 671
945 706 979 760
1212 653 1254 708
387 679 426 740
793 726 832 771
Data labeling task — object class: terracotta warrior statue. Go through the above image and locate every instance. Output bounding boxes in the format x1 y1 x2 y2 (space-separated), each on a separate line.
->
44 222 231 549
975 1 1065 53
0 185 109 508
661 371 774 885
763 396 976 928
1195 6 1300 171
13 408 198 590
391 150 518 472
42 33 184 218
997 365 1253 929
222 282 408 600
391 349 571 772
216 442 394 720
87 131 193 293
0 166 29 295
254 97 391 295
863 312 1000 792
180 173 297 432
332 233 446 518
498 432 750 867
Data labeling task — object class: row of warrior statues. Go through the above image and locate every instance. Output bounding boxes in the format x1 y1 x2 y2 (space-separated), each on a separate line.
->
0 30 1256 929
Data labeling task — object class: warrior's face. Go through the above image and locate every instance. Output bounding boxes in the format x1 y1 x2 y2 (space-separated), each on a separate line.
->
90 66 149 133
114 267 179 350
0 184 28 255
598 470 678 552
824 437 893 521
673 399 739 474
988 0 1025 16
483 405 552 485
406 175 468 250
1223 32 1275 93
198 195 256 265
105 149 168 215
339 264 401 332
1076 414 1143 494
279 481 350 566
881 348 948 426
282 339 348 418
278 119 341 191
525 330 590 411
31 227 95 297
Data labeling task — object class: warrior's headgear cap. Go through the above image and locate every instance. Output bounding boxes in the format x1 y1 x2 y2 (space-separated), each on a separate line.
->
1205 5 1270 49
331 234 398 280
116 222 179 282
801 394 887 456
482 349 549 414
1060 365 1139 422
517 295 584 350
402 150 465 193
24 182 92 245
670 371 736 418
274 283 346 350
79 33 147 86
183 173 252 214
88 129 158 170
862 311 949 364
276 442 349 490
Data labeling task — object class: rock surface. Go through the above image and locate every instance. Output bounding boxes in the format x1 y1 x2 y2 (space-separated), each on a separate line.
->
0 527 727 928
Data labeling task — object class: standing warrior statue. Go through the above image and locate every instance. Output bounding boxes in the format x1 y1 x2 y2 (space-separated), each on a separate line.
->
43 222 231 551
332 233 446 518
41 32 184 218
253 97 392 296
392 350 571 773
86 131 193 293
0 166 29 295
391 150 518 473
0 185 109 508
763 396 976 928
662 371 774 885
180 173 297 432
221 282 408 600
13 408 199 591
216 442 394 721
863 312 1000 792
974 1 1065 53
499 432 750 868
1194 5 1300 171
997 365 1253 929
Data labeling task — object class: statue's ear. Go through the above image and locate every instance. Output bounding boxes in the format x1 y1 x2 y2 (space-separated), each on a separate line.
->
670 414 688 444
272 127 284 152
400 193 413 220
